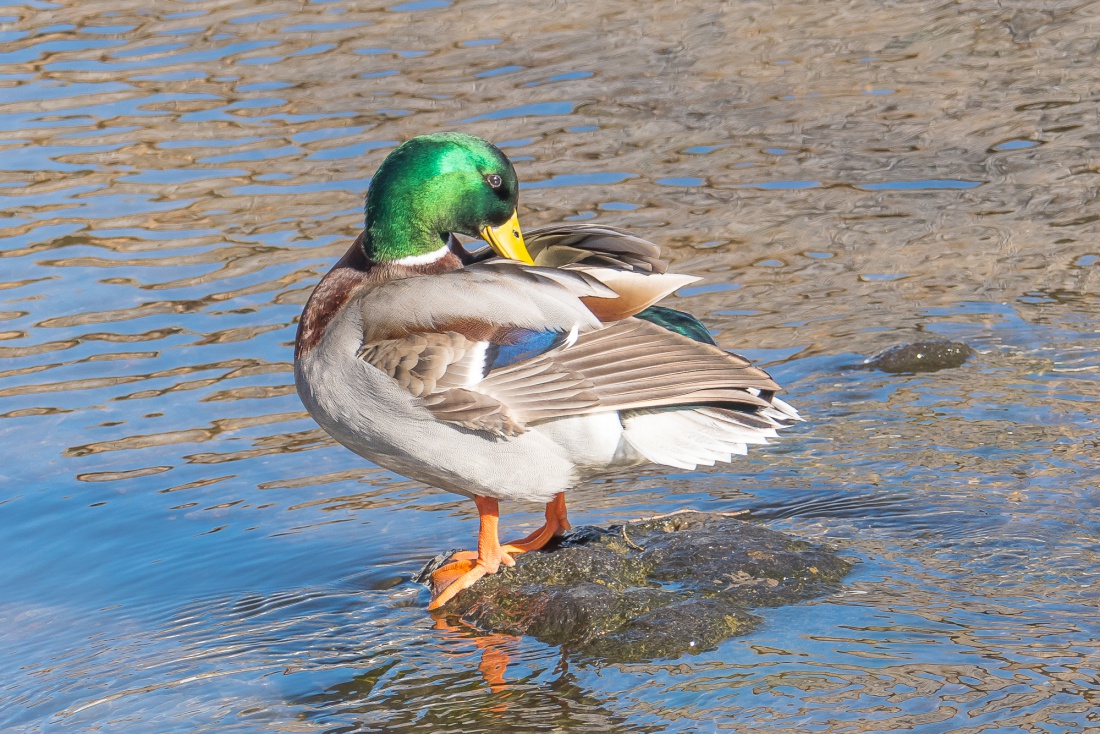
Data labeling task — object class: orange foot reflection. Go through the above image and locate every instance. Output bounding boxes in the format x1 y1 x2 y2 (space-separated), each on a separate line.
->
432 615 518 695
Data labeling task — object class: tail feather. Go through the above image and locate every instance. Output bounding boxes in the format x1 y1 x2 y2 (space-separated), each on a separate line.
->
621 401 800 471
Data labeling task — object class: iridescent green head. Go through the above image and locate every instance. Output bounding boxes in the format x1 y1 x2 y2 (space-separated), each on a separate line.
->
363 132 531 264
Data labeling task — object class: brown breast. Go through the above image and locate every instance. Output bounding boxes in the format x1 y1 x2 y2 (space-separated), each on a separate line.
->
294 232 465 358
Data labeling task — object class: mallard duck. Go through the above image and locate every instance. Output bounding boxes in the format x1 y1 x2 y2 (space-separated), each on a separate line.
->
294 132 800 610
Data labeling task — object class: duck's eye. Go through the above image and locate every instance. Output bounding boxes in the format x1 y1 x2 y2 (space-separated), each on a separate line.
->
485 173 503 189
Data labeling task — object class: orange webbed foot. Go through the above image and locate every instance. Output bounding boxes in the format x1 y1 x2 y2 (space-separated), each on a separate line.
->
428 560 488 610
442 548 516 566
427 493 571 610
428 495 515 610
430 557 477 590
429 547 517 608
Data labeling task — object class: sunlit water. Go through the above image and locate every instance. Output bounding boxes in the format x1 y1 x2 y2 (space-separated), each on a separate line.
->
1 0 1098 731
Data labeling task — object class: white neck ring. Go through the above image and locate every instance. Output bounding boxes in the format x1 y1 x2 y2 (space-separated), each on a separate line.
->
392 243 450 266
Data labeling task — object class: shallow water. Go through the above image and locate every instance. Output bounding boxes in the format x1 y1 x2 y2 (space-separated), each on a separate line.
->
2 0 1099 731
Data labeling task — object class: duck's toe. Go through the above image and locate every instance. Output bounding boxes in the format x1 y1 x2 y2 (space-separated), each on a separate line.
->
428 560 488 610
440 547 516 566
427 495 524 609
428 547 516 610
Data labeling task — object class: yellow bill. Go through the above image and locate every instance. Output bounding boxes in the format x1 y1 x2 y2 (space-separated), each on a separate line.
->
480 210 533 265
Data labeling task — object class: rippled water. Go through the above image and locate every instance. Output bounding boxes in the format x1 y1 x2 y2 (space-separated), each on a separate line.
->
2 0 1099 731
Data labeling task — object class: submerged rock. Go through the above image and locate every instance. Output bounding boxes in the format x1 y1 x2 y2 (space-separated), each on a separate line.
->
862 340 973 373
419 511 851 663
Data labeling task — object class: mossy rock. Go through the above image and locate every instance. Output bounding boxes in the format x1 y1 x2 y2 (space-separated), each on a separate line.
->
862 340 973 373
419 511 852 663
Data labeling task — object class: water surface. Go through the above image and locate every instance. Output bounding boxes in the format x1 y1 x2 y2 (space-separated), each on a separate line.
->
2 0 1099 731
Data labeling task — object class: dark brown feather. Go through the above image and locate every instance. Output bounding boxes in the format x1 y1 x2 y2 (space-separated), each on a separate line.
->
525 224 668 274
464 223 668 273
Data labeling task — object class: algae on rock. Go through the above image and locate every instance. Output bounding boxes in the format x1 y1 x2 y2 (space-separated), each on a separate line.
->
420 511 852 663
862 340 973 373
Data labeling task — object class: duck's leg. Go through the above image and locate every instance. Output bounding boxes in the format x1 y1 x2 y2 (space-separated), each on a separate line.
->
430 493 571 608
428 495 515 610
502 492 571 553
443 492 571 561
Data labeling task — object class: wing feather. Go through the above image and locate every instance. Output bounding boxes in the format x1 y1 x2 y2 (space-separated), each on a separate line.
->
472 319 782 424
465 223 669 273
357 261 606 343
355 258 793 440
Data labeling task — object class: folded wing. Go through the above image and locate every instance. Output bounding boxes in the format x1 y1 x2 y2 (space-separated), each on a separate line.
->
356 258 800 466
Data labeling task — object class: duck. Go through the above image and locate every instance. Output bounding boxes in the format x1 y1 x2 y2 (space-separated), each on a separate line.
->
294 132 801 610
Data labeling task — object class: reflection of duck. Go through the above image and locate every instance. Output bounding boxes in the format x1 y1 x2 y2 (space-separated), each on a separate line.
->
432 615 518 695
294 132 800 610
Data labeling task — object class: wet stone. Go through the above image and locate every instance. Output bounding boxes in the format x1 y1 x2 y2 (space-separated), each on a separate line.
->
420 511 852 663
862 340 973 373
